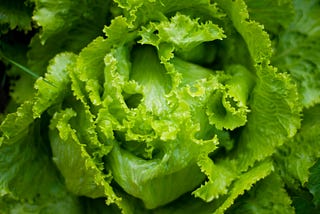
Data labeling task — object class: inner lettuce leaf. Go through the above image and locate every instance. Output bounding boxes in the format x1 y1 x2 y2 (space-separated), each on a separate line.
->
0 0 309 213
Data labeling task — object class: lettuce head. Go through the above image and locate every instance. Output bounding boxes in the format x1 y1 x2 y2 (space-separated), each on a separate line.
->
1 0 320 213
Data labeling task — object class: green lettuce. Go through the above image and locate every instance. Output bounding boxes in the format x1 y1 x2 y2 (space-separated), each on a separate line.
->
1 0 320 213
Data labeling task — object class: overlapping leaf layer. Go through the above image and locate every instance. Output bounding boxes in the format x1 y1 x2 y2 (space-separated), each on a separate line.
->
1 0 320 213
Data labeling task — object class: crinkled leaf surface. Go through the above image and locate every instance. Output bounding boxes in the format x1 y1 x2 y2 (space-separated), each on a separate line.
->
226 173 295 214
0 0 317 213
245 0 295 34
272 0 320 107
275 105 320 187
308 159 320 208
0 112 83 213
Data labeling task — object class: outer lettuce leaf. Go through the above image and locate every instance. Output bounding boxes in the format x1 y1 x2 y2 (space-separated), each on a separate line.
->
8 74 35 104
275 105 320 187
32 53 76 117
31 0 111 45
308 159 320 208
1 0 111 105
12 0 112 103
0 53 84 213
245 0 295 34
215 0 272 64
272 0 320 107
212 160 274 214
290 188 319 214
0 112 83 213
0 53 75 141
154 159 273 214
0 101 35 144
227 0 301 159
49 108 120 205
0 0 33 32
226 173 295 214
234 65 301 170
288 158 320 214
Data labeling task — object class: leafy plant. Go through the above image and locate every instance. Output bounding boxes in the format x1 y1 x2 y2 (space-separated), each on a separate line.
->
1 0 320 213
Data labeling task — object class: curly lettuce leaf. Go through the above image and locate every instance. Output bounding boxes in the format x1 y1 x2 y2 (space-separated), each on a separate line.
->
49 108 120 205
114 0 224 28
215 0 272 64
235 65 301 168
139 13 225 52
205 65 254 130
154 160 273 214
212 160 274 214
